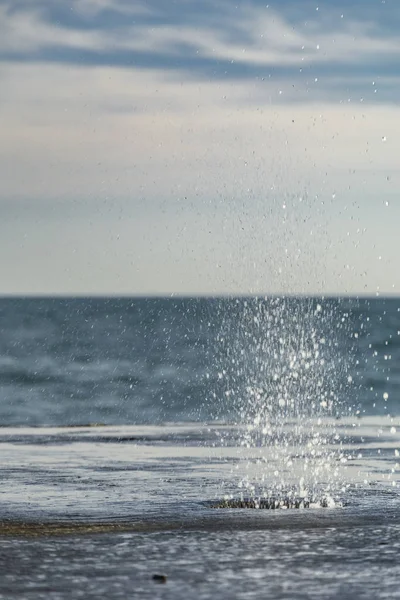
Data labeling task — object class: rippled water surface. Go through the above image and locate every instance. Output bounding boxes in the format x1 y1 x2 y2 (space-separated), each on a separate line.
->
1 296 400 426
0 420 399 598
1 298 400 598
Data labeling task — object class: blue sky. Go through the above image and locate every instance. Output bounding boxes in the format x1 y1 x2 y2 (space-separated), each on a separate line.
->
0 0 399 295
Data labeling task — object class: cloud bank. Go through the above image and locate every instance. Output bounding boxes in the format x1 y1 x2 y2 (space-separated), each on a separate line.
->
0 0 399 295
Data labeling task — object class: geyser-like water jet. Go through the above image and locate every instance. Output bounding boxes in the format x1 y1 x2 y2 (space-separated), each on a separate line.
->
213 296 356 506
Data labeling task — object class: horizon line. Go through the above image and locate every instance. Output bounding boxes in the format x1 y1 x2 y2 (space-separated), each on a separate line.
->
0 292 398 300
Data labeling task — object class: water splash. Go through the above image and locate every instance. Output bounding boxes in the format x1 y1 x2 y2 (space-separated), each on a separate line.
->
213 296 355 504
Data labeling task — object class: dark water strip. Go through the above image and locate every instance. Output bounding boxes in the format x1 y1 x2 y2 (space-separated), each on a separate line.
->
1 503 400 537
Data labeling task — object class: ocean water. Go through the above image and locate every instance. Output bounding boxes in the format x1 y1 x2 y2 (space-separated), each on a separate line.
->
1 296 399 426
0 297 400 599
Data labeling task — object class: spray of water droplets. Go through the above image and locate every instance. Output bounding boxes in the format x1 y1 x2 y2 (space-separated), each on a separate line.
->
211 296 355 504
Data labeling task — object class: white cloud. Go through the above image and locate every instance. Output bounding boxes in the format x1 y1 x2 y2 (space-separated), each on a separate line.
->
1 1 400 69
0 59 399 294
1 1 400 294
70 0 152 18
1 62 399 202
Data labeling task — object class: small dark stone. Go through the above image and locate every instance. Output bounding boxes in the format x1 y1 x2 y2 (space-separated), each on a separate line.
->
152 574 167 584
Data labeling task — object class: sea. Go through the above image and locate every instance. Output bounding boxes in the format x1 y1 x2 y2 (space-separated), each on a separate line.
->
0 296 399 599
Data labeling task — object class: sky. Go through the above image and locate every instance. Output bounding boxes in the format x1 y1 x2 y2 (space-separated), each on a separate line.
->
1 0 400 296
